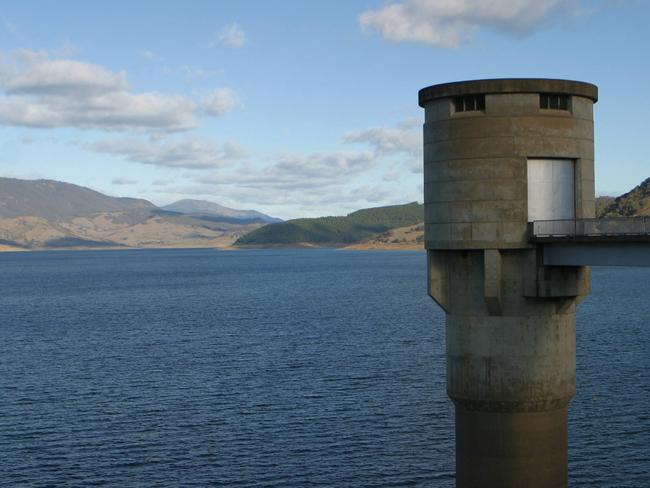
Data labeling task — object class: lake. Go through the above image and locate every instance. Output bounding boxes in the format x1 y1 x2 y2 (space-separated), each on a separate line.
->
0 249 648 487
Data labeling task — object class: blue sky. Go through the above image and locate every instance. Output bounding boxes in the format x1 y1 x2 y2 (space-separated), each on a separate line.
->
0 0 648 219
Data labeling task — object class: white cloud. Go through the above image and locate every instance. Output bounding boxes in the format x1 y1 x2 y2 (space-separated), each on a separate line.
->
216 23 247 48
142 121 418 214
171 150 374 201
145 140 423 217
111 177 138 185
2 58 127 97
0 92 199 131
343 120 423 173
0 50 237 131
359 0 571 47
203 88 237 116
344 126 421 157
87 136 248 169
166 149 384 217
271 151 375 184
216 151 376 191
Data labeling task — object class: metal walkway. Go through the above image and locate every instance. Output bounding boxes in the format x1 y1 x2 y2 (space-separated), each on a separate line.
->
530 218 650 266
531 217 650 241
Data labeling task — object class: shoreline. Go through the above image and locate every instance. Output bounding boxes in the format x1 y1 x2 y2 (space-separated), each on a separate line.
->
340 243 423 251
0 243 424 253
0 245 30 252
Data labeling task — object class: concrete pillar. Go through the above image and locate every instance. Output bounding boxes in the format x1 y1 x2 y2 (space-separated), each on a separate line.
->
418 79 598 487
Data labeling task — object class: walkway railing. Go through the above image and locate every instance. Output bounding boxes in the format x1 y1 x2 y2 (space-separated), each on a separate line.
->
531 217 650 239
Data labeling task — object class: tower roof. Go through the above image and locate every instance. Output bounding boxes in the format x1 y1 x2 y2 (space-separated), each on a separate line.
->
418 78 598 107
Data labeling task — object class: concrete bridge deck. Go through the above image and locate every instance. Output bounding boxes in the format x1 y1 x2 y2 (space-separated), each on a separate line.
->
530 218 650 266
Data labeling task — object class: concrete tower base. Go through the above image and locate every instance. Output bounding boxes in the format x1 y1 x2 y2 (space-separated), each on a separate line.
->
455 406 568 488
419 79 598 487
433 249 583 488
447 309 576 488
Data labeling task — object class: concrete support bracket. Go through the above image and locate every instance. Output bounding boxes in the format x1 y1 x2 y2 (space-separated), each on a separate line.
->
427 250 450 312
484 249 502 316
522 247 591 301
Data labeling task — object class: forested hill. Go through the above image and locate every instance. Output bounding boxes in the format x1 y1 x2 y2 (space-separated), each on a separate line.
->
235 202 424 246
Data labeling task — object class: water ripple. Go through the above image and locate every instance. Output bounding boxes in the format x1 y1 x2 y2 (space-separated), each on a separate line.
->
0 249 648 487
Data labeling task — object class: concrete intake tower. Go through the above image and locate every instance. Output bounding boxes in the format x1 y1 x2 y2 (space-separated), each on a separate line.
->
418 79 598 487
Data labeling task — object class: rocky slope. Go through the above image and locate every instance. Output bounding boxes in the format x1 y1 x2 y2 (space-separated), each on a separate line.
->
343 224 424 250
598 177 650 217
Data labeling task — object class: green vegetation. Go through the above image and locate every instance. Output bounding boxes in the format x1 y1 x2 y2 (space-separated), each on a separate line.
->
235 202 424 246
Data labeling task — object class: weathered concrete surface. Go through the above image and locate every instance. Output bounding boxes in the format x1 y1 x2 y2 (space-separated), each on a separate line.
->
421 81 596 251
419 78 598 107
420 79 597 488
435 249 579 487
455 406 569 488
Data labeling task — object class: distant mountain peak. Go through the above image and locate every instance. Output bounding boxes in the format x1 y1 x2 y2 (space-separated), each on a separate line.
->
162 199 281 223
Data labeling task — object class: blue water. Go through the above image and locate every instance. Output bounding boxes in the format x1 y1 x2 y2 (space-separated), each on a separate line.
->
0 249 648 487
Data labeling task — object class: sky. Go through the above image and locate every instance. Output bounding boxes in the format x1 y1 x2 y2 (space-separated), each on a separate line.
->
0 0 648 219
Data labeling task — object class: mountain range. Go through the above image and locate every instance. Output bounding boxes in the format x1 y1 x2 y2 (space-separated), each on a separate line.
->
162 199 281 223
0 178 278 250
0 176 648 251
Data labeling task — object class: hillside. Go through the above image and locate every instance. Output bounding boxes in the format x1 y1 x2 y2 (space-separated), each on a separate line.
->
235 202 424 246
163 199 281 223
0 178 268 250
0 211 265 250
595 196 616 217
598 177 650 217
3 175 648 251
0 178 153 220
343 224 424 250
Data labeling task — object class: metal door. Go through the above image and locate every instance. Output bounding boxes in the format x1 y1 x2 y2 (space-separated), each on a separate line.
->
527 158 575 223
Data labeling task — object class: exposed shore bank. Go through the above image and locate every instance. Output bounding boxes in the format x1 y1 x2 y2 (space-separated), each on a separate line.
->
0 243 424 253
